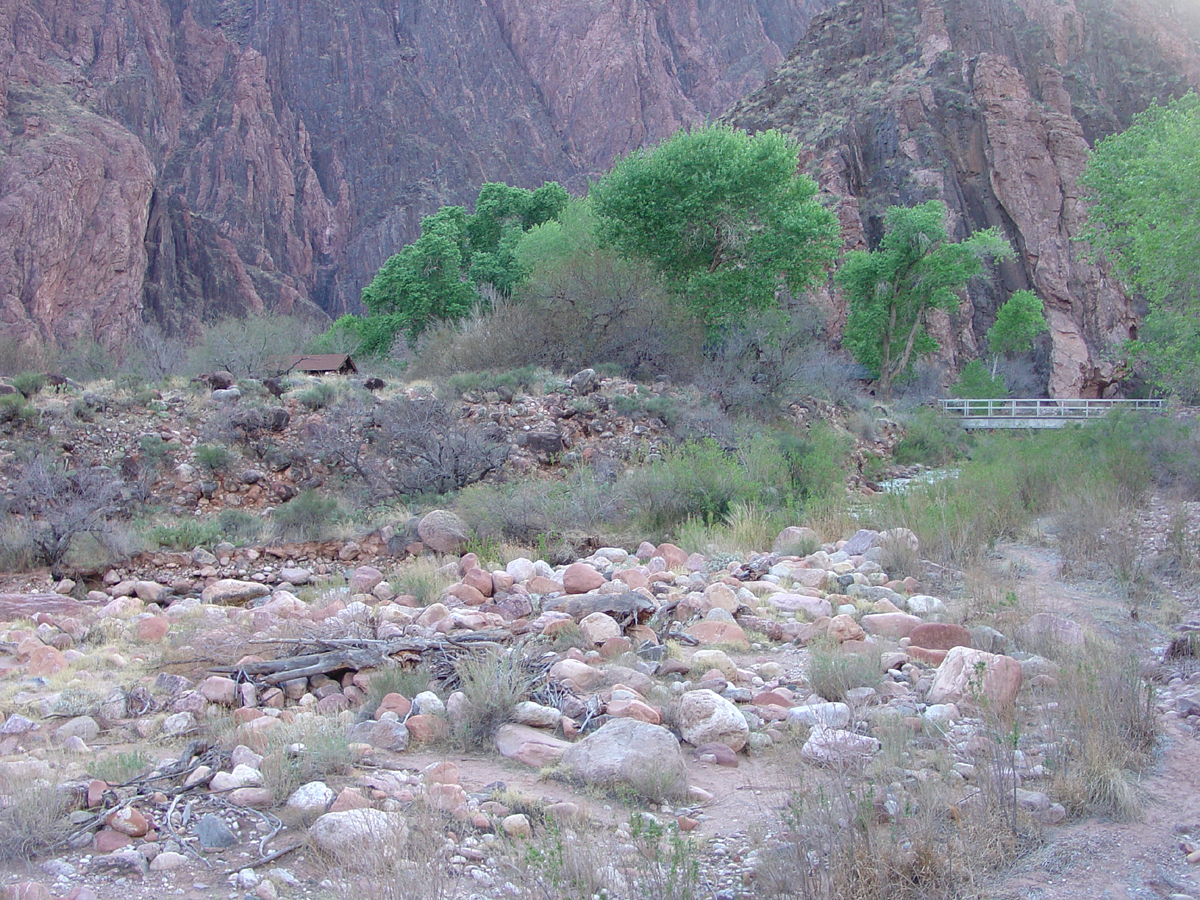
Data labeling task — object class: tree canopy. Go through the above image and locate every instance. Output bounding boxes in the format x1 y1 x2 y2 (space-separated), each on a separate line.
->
355 181 569 350
1080 93 1200 400
839 200 1013 396
590 124 839 331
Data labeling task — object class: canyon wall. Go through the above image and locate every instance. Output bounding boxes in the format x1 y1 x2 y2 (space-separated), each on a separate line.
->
0 0 824 354
726 0 1200 397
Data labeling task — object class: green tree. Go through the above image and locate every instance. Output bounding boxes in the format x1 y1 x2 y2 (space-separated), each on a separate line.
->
1080 93 1200 400
839 200 1013 396
590 124 839 331
985 289 1047 378
351 182 569 350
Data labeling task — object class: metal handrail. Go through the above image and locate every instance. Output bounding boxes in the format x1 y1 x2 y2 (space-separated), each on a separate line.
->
939 398 1165 418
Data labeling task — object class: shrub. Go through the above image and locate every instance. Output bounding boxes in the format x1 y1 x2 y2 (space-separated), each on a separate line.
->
951 359 1008 399
0 394 33 424
188 313 320 378
216 508 264 545
892 408 971 466
2 456 127 576
449 649 534 750
273 490 341 541
617 439 755 533
0 773 72 863
393 558 456 605
805 639 882 703
146 518 222 551
296 381 337 410
1043 645 1158 820
443 366 544 400
194 443 233 474
260 713 352 807
9 372 45 399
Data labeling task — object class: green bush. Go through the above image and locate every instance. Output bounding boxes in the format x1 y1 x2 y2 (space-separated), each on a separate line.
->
296 381 337 410
0 395 34 424
194 443 233 474
9 372 45 400
273 490 341 541
892 408 971 466
216 508 264 545
617 439 756 533
951 359 1008 399
444 366 544 399
450 650 534 750
806 639 883 703
146 519 222 551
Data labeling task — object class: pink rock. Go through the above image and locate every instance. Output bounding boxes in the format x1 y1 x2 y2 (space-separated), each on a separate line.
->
491 571 515 592
606 698 662 724
458 567 490 598
751 690 794 708
199 675 238 705
828 614 865 643
425 761 459 784
495 724 572 767
549 658 602 692
909 622 972 651
445 583 487 606
228 787 274 808
654 542 689 571
350 566 384 593
861 612 921 639
87 779 107 808
692 741 739 767
107 806 149 837
329 787 370 812
27 645 67 677
7 882 54 900
374 692 412 719
685 620 749 648
579 611 621 645
528 575 562 595
562 563 606 594
236 716 281 753
598 637 633 659
613 569 649 590
405 714 449 743
316 692 350 714
136 616 171 641
93 829 133 852
928 647 1023 710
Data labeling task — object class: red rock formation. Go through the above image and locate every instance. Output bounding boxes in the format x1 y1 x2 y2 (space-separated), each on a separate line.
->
728 0 1200 397
0 0 823 357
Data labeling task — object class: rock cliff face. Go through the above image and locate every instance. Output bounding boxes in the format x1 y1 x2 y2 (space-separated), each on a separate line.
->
727 0 1200 397
0 0 824 356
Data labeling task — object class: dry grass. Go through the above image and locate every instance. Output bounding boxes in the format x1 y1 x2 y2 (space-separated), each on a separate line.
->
450 648 536 750
0 769 73 863
328 804 450 900
805 639 883 703
260 712 354 805
1040 641 1158 820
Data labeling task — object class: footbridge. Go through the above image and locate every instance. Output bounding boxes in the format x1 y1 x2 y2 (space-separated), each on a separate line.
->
939 398 1166 429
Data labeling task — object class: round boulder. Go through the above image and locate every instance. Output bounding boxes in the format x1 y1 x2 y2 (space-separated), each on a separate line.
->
676 688 749 752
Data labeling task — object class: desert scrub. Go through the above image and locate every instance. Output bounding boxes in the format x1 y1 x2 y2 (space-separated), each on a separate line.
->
145 518 223 551
193 442 233 474
360 664 434 718
272 490 341 541
91 750 155 786
394 557 457 605
892 407 971 467
9 371 45 399
0 771 73 863
296 380 338 410
449 648 535 750
260 713 353 806
1042 643 1158 820
805 639 882 703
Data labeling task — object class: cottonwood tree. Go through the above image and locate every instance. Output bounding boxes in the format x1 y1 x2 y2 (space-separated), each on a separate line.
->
590 124 839 332
1081 93 1200 400
839 201 1012 397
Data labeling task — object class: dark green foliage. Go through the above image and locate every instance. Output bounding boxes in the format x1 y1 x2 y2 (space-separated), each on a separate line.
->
146 519 222 551
591 125 839 331
10 372 45 400
296 381 337 410
273 490 341 541
840 201 1012 396
1081 94 1200 399
892 408 972 466
0 395 34 424
193 443 233 474
951 360 1008 399
353 182 569 350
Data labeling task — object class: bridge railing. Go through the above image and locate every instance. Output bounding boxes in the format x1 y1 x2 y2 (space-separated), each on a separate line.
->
939 398 1166 419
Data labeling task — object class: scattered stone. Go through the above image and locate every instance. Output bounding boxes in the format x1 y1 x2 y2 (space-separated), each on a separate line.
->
560 718 687 799
495 724 571 767
800 726 881 768
201 580 270 605
309 809 408 862
676 689 749 751
417 510 469 554
195 813 238 849
928 647 1023 709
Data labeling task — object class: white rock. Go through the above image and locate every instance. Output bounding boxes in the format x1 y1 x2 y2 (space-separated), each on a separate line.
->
799 726 880 767
308 809 408 862
676 689 749 752
287 781 335 813
786 702 851 729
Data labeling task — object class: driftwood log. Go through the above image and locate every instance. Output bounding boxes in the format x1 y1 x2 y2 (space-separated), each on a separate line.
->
211 629 510 685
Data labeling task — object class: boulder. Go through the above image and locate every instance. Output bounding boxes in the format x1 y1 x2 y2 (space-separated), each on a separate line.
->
1016 613 1085 649
560 718 687 800
861 612 921 639
201 580 270 606
676 689 749 751
800 726 881 768
909 622 972 651
495 724 572 767
927 647 1023 709
773 526 820 554
579 612 621 646
308 809 408 863
787 702 852 729
417 510 469 554
563 563 606 594
827 614 865 643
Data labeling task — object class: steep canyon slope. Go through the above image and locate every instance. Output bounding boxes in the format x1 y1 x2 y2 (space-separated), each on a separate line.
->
0 0 826 356
727 0 1200 397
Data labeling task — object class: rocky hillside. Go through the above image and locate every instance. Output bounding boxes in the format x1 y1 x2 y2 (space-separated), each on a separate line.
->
726 0 1200 397
0 0 827 357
